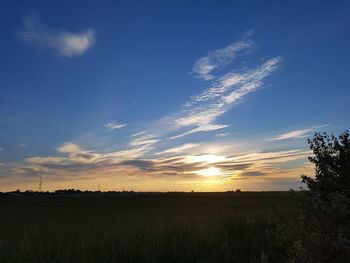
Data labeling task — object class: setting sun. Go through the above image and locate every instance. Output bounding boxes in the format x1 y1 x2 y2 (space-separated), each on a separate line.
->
196 167 222 177
188 154 226 164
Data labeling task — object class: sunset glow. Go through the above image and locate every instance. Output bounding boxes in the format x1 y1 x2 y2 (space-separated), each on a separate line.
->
0 1 349 192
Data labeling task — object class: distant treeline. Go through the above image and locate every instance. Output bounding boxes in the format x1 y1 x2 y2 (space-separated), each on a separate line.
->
0 189 139 196
0 188 274 196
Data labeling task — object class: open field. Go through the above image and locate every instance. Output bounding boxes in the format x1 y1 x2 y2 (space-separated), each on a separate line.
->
0 192 302 263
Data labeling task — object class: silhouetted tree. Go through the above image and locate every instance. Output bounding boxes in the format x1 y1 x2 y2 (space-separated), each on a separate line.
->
285 131 350 262
301 131 350 198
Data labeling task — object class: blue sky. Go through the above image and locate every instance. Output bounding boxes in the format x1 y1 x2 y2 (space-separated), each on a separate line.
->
0 0 349 191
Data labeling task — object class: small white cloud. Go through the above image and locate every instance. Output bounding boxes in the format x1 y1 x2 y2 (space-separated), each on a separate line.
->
215 133 230 138
18 13 95 57
57 143 83 154
55 30 94 57
0 147 3 151
104 122 127 131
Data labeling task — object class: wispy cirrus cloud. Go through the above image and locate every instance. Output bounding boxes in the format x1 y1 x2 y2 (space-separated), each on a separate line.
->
121 32 280 144
268 125 330 141
104 121 127 131
131 131 147 137
156 143 200 155
18 13 95 57
129 133 159 155
168 124 229 140
192 31 254 80
168 56 281 139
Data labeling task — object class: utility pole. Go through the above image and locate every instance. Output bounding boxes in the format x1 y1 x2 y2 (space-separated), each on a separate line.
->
39 175 42 192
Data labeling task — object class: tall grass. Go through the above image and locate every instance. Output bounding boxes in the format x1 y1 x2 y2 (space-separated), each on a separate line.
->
0 192 301 262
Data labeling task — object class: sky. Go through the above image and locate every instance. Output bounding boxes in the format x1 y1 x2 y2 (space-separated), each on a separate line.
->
0 0 349 192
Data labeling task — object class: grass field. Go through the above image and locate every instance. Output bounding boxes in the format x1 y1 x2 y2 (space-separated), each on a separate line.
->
0 192 302 263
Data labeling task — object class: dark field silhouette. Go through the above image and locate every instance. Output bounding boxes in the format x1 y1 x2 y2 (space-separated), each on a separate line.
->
0 192 301 263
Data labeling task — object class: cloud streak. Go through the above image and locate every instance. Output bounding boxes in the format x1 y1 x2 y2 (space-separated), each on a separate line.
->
104 122 127 131
18 13 95 57
268 125 329 141
156 143 200 155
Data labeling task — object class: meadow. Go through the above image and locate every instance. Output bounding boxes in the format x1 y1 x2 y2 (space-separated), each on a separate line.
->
0 192 302 263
